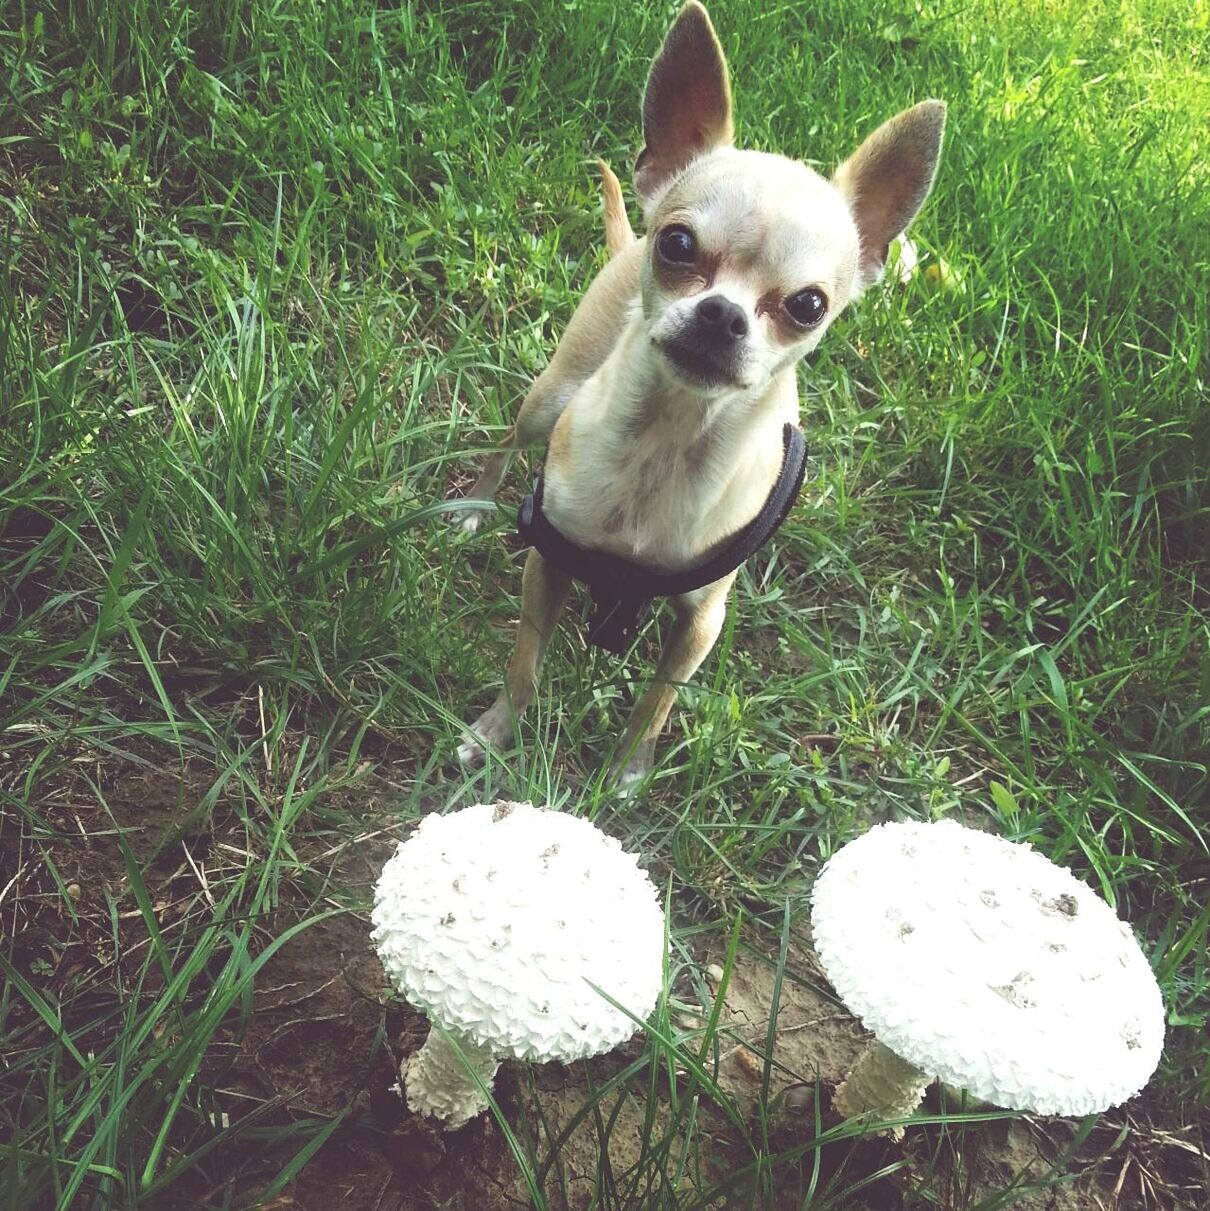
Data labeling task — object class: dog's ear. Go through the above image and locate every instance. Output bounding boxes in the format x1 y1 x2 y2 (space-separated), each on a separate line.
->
634 2 734 211
833 100 946 290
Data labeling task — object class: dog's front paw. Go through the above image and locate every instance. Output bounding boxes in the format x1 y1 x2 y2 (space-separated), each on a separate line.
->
455 701 515 767
456 730 487 766
608 742 655 796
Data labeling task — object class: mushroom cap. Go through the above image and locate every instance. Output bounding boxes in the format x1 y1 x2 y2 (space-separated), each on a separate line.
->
372 802 665 1063
811 819 1165 1116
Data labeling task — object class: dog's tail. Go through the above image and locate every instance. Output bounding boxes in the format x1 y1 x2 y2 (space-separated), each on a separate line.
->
597 160 635 258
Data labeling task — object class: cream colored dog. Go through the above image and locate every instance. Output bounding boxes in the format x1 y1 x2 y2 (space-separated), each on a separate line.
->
451 2 945 786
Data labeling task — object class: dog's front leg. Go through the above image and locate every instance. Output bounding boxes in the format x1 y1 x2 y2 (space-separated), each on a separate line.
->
610 573 737 789
457 549 572 765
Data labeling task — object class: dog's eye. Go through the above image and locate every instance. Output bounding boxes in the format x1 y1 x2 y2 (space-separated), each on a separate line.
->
657 225 696 264
784 288 828 328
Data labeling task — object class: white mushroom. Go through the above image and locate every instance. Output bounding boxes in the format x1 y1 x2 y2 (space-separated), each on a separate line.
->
371 801 666 1128
811 819 1164 1131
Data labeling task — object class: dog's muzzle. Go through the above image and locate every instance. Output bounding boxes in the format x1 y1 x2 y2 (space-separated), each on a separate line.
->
659 294 750 388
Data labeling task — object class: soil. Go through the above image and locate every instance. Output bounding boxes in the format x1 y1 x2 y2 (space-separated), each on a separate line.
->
3 755 1206 1210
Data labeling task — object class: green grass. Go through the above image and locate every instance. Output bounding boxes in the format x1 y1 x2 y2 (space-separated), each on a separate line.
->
2 0 1208 1207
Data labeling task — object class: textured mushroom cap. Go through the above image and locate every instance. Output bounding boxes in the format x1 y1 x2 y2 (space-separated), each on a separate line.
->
372 802 665 1062
811 819 1165 1116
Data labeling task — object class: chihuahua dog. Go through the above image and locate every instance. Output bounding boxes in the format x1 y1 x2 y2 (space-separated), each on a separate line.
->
451 2 945 786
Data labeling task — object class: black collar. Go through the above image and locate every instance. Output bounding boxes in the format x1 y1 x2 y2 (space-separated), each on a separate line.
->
517 423 807 653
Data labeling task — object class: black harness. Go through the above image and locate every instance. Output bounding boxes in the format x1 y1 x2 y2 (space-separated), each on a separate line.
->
517 423 807 654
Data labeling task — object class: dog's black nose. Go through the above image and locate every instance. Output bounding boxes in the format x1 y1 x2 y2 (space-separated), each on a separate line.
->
695 295 748 342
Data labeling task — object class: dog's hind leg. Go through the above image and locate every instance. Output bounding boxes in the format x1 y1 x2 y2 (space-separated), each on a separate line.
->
449 375 575 534
447 226 643 533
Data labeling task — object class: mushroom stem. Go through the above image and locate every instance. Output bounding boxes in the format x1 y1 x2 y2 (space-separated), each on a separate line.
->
834 1041 930 1133
404 1027 500 1129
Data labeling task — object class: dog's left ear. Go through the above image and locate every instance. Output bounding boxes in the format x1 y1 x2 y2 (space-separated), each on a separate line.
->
834 100 946 290
635 2 734 212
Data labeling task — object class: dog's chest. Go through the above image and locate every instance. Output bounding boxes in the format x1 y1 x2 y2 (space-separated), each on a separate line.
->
545 414 778 570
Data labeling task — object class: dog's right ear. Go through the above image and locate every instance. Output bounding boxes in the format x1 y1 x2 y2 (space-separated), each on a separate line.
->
634 2 734 212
